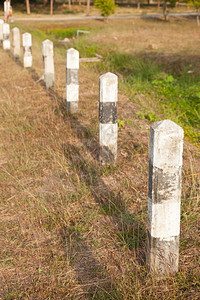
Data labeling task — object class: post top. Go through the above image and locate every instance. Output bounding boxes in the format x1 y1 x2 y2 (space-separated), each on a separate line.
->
22 32 32 46
12 27 19 32
99 72 118 103
150 119 184 168
100 72 118 82
3 23 9 28
22 32 31 37
67 48 79 54
151 119 183 134
66 48 79 69
42 39 53 45
42 39 53 56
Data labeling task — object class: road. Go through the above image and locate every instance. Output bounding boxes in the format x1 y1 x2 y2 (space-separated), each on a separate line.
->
11 12 198 22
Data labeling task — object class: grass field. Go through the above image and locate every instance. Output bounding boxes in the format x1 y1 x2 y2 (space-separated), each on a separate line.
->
0 15 199 299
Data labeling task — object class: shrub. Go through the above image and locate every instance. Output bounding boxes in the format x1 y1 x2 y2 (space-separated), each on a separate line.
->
94 0 117 17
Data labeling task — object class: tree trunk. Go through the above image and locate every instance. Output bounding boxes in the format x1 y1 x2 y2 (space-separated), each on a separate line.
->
26 0 31 15
68 0 71 10
79 0 81 6
43 0 48 5
86 0 90 15
157 0 160 9
50 0 53 15
137 0 140 9
163 0 168 21
197 10 200 26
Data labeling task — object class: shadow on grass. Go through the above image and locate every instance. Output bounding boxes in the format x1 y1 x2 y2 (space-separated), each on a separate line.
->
11 55 147 295
8 60 119 297
25 62 146 259
63 143 146 264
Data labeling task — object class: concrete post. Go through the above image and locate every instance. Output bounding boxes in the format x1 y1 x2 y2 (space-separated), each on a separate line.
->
147 120 184 277
0 19 4 45
2 23 10 50
4 1 10 23
12 27 20 61
99 72 118 165
42 39 55 90
66 48 79 113
22 32 32 68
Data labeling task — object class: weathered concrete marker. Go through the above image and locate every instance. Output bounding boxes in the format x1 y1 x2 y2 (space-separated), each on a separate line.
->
0 19 4 44
2 23 10 50
42 39 55 89
66 48 79 113
99 72 118 165
4 1 10 23
147 119 184 277
22 32 32 68
12 27 20 61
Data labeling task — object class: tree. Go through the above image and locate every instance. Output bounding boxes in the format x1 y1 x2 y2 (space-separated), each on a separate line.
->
25 0 30 15
187 0 200 25
50 0 53 15
94 0 117 17
86 0 90 15
68 0 71 11
163 0 178 21
137 0 141 10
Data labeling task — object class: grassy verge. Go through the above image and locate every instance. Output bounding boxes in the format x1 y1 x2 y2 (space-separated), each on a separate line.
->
24 23 200 145
98 51 200 145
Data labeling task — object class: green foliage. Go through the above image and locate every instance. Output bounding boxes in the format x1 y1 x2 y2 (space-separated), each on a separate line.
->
97 51 200 144
187 0 200 10
45 27 87 39
117 119 125 128
73 40 100 57
169 0 179 7
95 0 117 17
137 111 158 122
152 73 200 134
99 51 161 91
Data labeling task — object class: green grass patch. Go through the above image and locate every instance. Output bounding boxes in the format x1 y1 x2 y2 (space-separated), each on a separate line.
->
18 25 200 145
96 50 200 144
72 38 100 57
45 27 88 39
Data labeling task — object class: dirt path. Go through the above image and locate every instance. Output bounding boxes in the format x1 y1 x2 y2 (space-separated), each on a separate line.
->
0 46 199 298
9 12 199 22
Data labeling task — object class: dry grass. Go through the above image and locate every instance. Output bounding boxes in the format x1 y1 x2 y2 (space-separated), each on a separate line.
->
0 18 199 299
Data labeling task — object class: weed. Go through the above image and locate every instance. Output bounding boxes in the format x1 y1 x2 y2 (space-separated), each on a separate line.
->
118 119 125 128
45 27 88 39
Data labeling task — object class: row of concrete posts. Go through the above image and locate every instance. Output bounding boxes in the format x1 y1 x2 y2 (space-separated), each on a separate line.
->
0 21 184 278
0 21 32 68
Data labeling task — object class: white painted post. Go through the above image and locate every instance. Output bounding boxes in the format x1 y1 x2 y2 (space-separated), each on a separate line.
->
12 27 20 61
42 39 55 90
99 72 118 165
4 1 10 23
2 23 10 50
0 19 4 45
66 48 79 113
147 120 184 277
22 32 32 68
